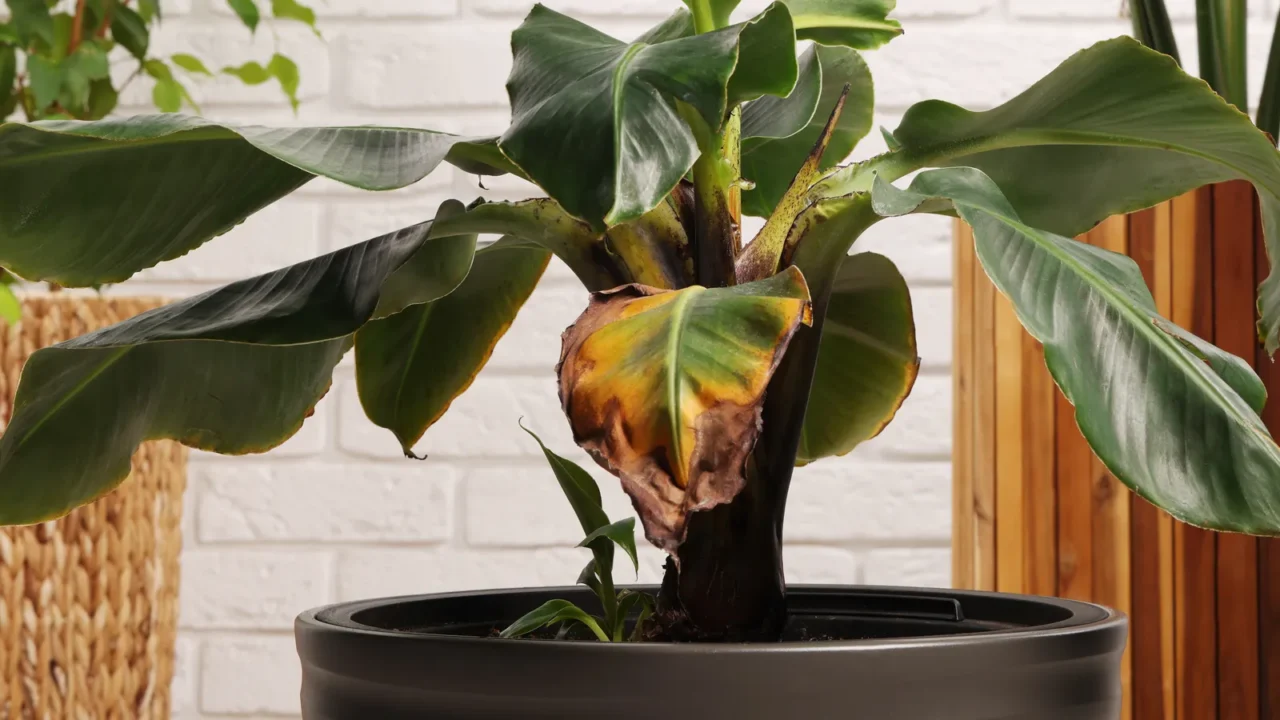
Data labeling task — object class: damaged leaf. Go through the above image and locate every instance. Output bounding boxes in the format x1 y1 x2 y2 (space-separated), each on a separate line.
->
558 267 813 550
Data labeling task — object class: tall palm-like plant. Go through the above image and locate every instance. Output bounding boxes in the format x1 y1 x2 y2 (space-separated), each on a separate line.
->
3 0 1280 640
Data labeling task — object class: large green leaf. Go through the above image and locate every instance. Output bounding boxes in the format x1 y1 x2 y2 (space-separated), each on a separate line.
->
356 237 549 455
498 4 797 229
797 251 918 465
780 0 901 50
873 167 1280 534
558 267 812 549
819 37 1280 352
0 116 503 286
741 45 872 218
0 212 479 524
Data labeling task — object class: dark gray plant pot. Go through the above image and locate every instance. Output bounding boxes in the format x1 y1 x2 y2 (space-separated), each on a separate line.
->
295 585 1126 719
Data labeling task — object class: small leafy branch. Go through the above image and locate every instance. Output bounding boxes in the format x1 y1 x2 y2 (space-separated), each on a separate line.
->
0 0 317 122
502 425 654 643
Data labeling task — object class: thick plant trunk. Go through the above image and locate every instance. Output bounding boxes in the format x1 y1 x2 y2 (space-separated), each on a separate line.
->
657 465 788 641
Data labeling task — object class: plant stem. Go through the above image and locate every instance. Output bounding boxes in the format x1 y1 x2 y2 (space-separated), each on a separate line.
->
1129 0 1181 64
690 108 742 286
69 0 88 54
689 0 719 34
1261 11 1280 141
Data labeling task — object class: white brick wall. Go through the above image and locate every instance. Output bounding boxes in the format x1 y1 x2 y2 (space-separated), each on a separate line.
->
81 0 1278 716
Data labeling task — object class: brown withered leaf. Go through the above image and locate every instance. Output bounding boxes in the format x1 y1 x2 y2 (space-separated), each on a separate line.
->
557 267 813 550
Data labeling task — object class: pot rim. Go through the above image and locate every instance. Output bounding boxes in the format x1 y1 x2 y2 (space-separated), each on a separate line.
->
297 584 1126 653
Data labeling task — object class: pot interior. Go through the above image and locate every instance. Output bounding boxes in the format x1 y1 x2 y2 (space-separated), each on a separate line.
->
327 586 1087 643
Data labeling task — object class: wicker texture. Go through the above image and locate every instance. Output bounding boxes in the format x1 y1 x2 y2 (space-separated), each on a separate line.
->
0 297 187 720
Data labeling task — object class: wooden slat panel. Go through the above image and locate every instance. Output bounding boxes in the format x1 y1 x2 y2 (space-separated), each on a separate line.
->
1087 216 1132 720
953 222 976 590
995 291 1024 594
972 229 998 592
1255 197 1280 720
1021 332 1056 597
1211 180 1260 720
1172 187 1218 720
1127 207 1170 720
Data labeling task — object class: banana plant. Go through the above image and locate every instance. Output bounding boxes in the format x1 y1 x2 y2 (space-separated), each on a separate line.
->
2 0 1280 641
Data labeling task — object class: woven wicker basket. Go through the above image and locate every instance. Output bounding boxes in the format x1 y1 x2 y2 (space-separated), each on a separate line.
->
0 297 187 720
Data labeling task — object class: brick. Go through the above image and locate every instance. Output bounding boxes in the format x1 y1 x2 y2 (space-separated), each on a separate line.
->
339 547 589 599
911 286 953 370
136 199 322 282
317 0 459 17
201 636 301 715
863 374 951 459
783 546 859 584
198 463 455 542
1011 0 1195 19
866 26 1126 110
180 550 331 629
340 26 513 109
170 636 198 717
785 461 950 543
463 463 636 546
338 374 574 459
486 282 589 371
862 547 952 588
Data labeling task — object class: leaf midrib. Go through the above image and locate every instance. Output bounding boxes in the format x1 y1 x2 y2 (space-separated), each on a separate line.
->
969 203 1276 450
663 286 704 487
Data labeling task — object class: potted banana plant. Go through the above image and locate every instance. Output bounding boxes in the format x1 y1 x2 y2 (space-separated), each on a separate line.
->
2 0 1280 718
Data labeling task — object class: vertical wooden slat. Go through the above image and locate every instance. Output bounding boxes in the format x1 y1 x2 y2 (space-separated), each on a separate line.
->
972 229 998 592
1154 199 1178 720
953 222 976 590
1210 180 1260 720
1087 215 1132 720
1056 227 1096 603
1171 187 1218 720
1128 207 1171 720
995 291 1024 594
1255 196 1280 720
1022 332 1057 597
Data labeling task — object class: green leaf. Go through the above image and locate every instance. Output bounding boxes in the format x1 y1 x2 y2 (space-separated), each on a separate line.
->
110 4 149 59
521 424 611 537
26 55 62 112
6 0 54 46
223 60 271 85
578 517 639 573
622 591 655 641
267 53 300 110
1258 9 1280 141
271 0 318 35
356 236 550 454
85 78 117 119
171 53 212 76
499 599 609 641
780 0 901 50
558 267 812 550
576 558 604 598
822 37 1280 354
1197 0 1247 110
681 0 739 31
498 3 797 229
142 59 172 81
138 0 160 23
797 251 918 465
0 283 20 325
151 78 182 112
742 45 873 217
67 45 109 80
0 214 481 524
0 117 486 286
873 166 1280 535
444 137 527 178
225 0 260 32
